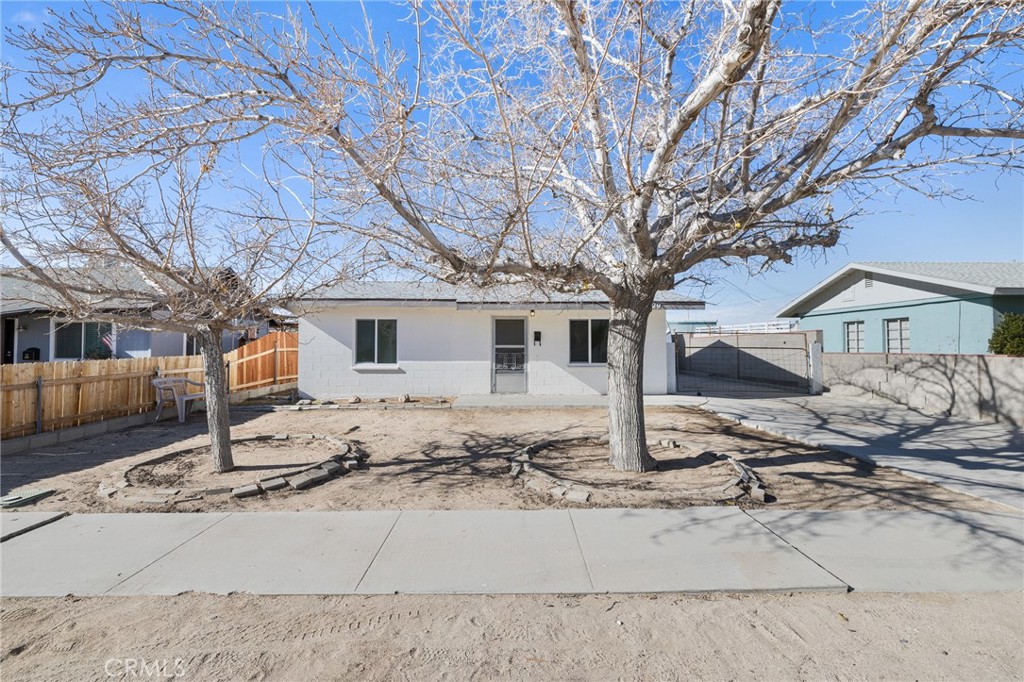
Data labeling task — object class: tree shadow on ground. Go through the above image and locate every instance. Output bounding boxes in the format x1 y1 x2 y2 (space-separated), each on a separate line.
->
0 409 268 496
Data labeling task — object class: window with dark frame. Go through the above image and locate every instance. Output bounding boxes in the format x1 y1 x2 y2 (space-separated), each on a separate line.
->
54 321 113 359
355 319 397 364
569 319 609 364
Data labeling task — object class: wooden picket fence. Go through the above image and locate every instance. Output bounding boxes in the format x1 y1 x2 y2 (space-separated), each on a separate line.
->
0 331 298 441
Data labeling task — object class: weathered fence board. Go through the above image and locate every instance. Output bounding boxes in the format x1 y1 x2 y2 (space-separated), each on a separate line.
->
0 331 298 440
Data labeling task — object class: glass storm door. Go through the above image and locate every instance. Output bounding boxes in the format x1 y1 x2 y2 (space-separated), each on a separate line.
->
493 318 527 393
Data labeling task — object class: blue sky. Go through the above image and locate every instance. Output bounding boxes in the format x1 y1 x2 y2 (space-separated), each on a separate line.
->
685 174 1024 325
3 1 1022 321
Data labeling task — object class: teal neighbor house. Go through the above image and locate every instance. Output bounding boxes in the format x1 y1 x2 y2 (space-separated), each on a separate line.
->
777 262 1024 354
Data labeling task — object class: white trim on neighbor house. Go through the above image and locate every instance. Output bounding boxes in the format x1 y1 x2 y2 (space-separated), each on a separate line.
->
777 262 1024 318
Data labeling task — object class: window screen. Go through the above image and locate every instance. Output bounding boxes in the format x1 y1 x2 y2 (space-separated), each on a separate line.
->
356 319 397 364
569 320 589 363
376 319 397 364
83 322 113 358
569 319 609 363
590 319 609 363
54 322 82 358
355 319 376 363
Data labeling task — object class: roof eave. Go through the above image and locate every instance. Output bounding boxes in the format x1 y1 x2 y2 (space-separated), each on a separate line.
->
776 263 1009 317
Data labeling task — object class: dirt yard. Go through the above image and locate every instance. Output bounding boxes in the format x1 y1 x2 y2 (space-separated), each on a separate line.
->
0 405 1005 513
2 591 1021 681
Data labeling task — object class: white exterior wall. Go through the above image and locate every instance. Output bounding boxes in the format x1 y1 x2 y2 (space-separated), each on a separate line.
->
298 305 669 398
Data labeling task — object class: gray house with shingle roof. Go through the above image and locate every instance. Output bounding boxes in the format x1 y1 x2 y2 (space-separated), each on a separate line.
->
1 269 266 364
777 262 1024 354
292 282 703 397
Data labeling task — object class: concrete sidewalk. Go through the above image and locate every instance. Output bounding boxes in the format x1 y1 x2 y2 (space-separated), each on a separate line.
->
2 508 1020 597
672 395 1024 511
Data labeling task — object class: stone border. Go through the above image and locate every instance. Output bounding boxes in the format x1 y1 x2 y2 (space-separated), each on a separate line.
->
103 434 367 506
508 436 691 505
507 437 597 504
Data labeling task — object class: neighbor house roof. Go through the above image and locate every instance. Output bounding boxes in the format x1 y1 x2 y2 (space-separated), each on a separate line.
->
777 261 1024 317
1 265 249 317
0 266 171 316
297 281 704 310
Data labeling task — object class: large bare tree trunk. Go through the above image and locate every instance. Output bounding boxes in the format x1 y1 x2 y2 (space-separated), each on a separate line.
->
607 290 658 472
198 327 234 473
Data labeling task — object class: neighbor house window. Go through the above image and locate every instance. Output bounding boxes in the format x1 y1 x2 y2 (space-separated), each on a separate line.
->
885 318 910 353
355 319 397 364
844 321 865 353
54 321 113 360
569 319 609 364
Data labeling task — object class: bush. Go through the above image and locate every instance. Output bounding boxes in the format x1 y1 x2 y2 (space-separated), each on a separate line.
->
988 312 1024 356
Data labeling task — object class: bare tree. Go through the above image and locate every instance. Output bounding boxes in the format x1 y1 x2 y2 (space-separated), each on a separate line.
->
3 0 1022 471
0 151 338 473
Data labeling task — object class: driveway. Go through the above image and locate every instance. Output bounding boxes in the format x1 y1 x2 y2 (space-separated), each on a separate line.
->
669 394 1024 511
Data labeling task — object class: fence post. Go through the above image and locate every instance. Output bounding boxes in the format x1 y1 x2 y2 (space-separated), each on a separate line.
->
273 341 279 385
225 360 231 394
35 377 43 434
808 341 824 395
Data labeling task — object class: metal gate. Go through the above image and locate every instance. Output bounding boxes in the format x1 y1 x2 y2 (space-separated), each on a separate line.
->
674 332 812 395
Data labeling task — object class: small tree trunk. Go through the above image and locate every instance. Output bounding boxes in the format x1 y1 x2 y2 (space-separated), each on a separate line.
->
607 290 658 472
198 327 234 473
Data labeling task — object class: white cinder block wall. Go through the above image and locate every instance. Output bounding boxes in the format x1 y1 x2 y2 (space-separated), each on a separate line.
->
298 305 669 398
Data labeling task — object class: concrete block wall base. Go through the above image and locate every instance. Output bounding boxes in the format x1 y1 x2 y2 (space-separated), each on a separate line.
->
2 413 153 456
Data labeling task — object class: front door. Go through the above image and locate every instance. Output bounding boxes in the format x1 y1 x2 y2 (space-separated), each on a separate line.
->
492 318 527 393
2 318 14 364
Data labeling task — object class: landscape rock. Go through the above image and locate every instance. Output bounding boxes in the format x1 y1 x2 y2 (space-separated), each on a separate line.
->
296 399 313 405
204 487 233 496
321 461 343 476
565 489 591 504
524 477 548 492
232 484 261 498
153 488 180 496
288 469 331 490
399 394 412 403
509 462 524 478
548 485 568 498
122 496 167 506
260 477 288 491
348 396 362 404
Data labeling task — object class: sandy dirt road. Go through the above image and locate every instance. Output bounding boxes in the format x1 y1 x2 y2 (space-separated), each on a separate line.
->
2 591 1021 681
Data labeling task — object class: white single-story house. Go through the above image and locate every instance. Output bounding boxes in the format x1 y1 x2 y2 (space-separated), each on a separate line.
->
293 282 704 397
777 261 1024 354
